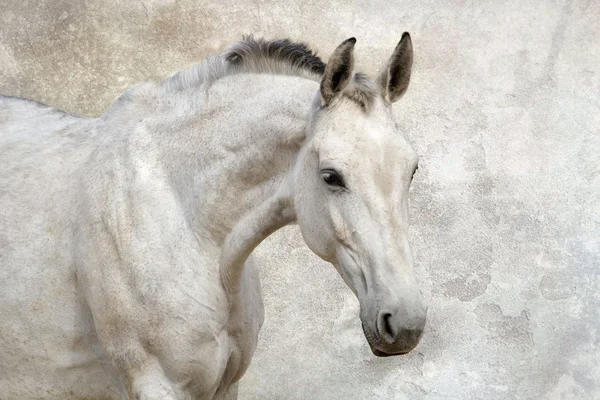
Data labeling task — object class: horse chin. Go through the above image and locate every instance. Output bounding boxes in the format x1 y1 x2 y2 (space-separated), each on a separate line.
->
371 347 411 357
361 321 416 357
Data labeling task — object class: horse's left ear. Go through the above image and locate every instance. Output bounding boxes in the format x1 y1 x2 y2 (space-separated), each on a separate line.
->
377 32 413 103
320 38 356 107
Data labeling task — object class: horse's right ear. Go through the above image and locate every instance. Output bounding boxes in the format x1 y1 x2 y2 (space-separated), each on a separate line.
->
377 32 413 103
320 38 356 107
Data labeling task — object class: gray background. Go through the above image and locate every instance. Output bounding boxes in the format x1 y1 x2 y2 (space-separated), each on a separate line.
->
1 0 599 399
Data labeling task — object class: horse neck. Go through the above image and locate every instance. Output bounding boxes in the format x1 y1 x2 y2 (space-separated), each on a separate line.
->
147 73 318 246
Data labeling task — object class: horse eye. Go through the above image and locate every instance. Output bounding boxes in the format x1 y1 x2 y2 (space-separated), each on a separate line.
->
321 169 345 188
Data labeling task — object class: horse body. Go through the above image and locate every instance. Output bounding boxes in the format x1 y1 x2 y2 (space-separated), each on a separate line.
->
1 35 426 399
1 73 315 398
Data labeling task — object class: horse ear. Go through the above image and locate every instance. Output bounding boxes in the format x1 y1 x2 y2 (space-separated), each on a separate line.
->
320 38 356 107
377 32 413 103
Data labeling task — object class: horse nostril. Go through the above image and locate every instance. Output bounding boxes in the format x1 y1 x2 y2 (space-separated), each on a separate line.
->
378 312 396 343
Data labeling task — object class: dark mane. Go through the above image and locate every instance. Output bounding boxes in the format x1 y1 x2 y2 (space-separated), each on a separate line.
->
159 36 376 110
225 36 326 75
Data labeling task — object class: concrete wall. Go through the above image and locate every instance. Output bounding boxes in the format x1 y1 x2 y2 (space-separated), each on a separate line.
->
1 0 598 398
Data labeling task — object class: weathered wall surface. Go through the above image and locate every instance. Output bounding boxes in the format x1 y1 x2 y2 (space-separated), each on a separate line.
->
1 0 598 398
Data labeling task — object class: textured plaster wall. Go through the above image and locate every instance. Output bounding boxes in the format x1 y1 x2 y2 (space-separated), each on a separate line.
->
1 0 599 399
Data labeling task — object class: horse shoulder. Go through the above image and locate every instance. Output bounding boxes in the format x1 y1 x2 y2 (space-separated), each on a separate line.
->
74 140 237 397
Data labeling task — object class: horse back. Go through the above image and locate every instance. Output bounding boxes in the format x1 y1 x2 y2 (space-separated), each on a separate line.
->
0 95 84 142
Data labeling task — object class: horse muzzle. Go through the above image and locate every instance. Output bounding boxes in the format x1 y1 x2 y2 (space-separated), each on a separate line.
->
361 306 426 357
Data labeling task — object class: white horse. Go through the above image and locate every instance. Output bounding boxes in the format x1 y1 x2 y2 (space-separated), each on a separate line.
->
0 33 426 399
